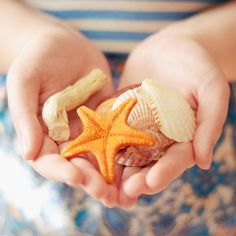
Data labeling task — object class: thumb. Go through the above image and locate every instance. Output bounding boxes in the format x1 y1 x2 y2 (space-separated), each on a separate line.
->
194 76 230 169
7 65 43 160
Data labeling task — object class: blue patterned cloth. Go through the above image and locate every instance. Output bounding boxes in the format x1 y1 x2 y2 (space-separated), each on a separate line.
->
0 56 236 236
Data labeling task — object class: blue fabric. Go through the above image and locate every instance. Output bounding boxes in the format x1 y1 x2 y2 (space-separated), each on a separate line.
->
79 30 152 41
0 55 236 236
44 10 198 21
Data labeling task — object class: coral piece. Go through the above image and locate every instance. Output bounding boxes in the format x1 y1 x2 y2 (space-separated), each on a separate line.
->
42 69 109 142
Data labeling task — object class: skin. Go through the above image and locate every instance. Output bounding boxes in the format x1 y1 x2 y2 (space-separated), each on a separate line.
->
2 1 115 202
1 0 235 209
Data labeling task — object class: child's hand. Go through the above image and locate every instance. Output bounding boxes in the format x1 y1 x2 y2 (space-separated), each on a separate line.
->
115 32 229 208
7 24 116 201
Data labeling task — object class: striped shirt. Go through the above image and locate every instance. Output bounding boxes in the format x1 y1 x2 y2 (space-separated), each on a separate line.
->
24 0 227 53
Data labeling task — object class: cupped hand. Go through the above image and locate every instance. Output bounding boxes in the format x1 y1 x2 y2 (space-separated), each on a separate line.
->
115 31 230 208
6 24 116 202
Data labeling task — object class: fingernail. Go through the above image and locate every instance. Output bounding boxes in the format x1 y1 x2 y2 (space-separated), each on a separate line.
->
101 199 117 208
206 148 214 168
198 159 212 170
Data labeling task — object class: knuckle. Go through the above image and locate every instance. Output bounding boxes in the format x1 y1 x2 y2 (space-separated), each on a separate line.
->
147 175 168 193
198 162 211 170
93 189 107 200
66 171 82 186
7 63 25 82
153 181 169 193
10 112 23 130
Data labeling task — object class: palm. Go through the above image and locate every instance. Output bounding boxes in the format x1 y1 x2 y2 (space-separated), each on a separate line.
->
115 35 229 208
8 28 115 201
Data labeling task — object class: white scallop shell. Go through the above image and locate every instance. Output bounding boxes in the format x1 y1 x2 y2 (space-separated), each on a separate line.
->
112 88 175 166
112 88 159 131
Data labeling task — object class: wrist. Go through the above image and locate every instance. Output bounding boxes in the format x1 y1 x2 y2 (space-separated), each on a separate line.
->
158 24 233 83
147 23 227 78
157 15 236 82
122 24 228 92
150 22 201 54
0 0 76 72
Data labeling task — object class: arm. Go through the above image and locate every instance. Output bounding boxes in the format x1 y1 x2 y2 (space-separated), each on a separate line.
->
117 2 234 208
0 0 68 72
1 0 116 205
161 1 236 81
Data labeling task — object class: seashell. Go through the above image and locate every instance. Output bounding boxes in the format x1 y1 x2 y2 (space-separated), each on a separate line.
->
112 79 196 142
111 79 196 167
140 79 196 142
115 131 173 167
115 146 162 166
96 98 117 114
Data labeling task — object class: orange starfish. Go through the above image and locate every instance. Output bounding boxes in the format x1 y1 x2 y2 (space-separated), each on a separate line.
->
61 98 154 184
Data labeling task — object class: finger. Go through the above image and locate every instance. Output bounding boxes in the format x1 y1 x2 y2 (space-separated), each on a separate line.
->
146 143 195 193
85 80 114 110
67 111 82 139
194 77 230 169
100 185 118 208
118 167 139 209
59 140 101 173
113 163 125 187
123 167 151 198
119 192 137 210
100 164 123 208
29 136 84 185
71 158 110 200
7 65 43 160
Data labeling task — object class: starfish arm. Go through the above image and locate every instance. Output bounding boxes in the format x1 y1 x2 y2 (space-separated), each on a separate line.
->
89 143 109 183
106 138 121 184
60 136 91 159
111 125 154 147
60 145 88 159
108 98 137 125
106 153 115 184
105 129 153 184
78 106 109 133
61 134 106 157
